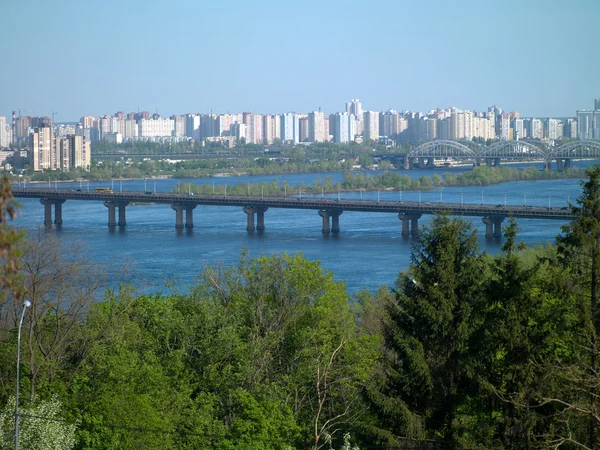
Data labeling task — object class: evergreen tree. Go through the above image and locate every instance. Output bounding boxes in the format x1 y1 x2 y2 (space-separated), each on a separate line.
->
551 166 600 448
365 215 487 447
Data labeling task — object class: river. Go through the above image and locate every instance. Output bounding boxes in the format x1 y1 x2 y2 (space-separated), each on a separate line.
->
10 161 598 294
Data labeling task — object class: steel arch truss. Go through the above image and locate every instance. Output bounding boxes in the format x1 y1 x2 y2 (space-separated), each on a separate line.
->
550 140 600 160
481 140 549 161
457 140 486 154
408 140 478 160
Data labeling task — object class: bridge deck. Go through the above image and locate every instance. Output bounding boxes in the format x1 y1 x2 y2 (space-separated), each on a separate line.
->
11 188 575 220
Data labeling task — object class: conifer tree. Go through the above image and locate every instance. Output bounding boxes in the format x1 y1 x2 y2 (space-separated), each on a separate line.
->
366 215 487 447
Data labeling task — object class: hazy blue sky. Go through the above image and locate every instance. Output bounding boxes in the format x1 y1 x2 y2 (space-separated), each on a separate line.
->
1 0 598 121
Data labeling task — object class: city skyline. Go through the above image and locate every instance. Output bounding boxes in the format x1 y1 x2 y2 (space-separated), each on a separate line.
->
1 0 599 122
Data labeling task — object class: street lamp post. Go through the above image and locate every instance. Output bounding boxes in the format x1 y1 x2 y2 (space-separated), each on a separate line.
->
360 188 363 200
15 300 31 450
548 195 552 210
399 189 402 201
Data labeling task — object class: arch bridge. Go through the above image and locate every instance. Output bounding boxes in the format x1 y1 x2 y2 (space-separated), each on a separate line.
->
403 139 600 170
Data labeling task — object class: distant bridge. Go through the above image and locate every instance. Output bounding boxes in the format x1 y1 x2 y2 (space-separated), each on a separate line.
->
400 139 600 169
12 188 575 238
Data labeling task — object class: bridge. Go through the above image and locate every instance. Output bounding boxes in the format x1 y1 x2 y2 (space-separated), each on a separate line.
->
11 188 576 238
399 139 600 169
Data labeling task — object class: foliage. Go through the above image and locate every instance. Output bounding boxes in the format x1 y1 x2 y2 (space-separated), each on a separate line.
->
0 395 77 450
366 215 488 447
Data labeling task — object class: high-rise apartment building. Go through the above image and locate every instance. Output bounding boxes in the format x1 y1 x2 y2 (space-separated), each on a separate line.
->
298 117 309 142
331 112 356 143
346 99 362 118
511 118 524 139
545 118 563 140
565 118 578 138
171 115 186 137
577 110 600 140
0 117 7 148
69 135 91 169
30 125 53 171
308 111 325 143
281 113 300 144
380 110 400 138
595 98 600 111
262 114 281 144
363 111 379 142
138 117 175 138
186 114 201 140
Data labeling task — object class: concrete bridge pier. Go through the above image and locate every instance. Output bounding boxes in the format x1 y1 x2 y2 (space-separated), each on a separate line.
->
398 213 422 237
104 201 129 228
482 216 504 238
172 204 197 229
556 158 571 171
40 199 66 227
318 210 343 233
185 207 196 229
243 206 268 231
118 202 128 227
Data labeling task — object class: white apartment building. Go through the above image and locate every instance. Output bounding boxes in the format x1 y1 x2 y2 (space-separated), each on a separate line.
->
281 113 300 144
363 111 379 142
0 116 7 148
308 111 325 142
30 126 53 171
138 118 175 138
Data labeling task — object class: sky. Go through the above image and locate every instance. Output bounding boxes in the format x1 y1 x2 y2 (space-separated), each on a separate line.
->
1 0 598 122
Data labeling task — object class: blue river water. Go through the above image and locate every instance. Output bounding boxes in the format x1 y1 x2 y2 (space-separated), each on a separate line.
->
10 161 598 294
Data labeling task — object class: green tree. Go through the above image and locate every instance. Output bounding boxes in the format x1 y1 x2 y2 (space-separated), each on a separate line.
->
366 215 488 447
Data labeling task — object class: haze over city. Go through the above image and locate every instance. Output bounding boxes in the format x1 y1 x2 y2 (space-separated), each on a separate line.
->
2 0 599 121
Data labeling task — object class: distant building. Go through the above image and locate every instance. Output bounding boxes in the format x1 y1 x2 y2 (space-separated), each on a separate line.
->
186 114 200 141
0 116 7 148
138 117 175 138
30 126 53 171
103 132 123 144
331 112 355 143
363 111 379 142
280 113 300 144
577 110 600 140
308 111 325 143
298 116 309 142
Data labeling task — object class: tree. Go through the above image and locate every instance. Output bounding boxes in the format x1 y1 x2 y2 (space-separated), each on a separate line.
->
0 175 23 304
365 215 488 447
0 395 76 450
5 230 107 401
543 166 600 448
